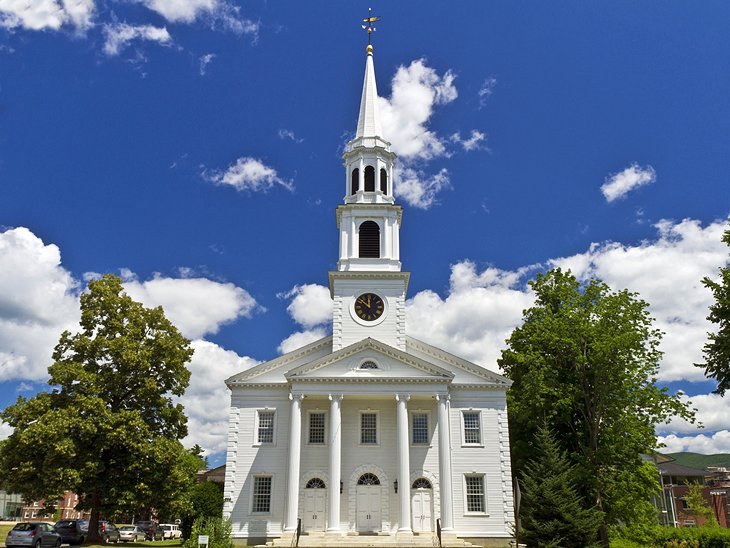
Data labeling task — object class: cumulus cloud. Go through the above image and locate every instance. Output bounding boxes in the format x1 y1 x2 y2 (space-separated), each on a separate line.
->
279 284 331 329
0 227 80 382
179 339 257 453
601 163 656 202
121 273 259 340
0 0 94 31
660 393 730 435
102 23 171 56
450 130 486 152
396 167 450 209
658 431 730 454
205 157 293 193
278 328 328 355
140 0 258 36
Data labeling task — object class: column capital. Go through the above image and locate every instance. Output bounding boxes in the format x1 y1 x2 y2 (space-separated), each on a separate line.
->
289 392 305 402
435 393 450 402
395 393 410 402
329 393 344 402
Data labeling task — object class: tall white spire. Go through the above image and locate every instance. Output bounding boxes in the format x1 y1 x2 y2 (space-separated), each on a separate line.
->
355 45 382 139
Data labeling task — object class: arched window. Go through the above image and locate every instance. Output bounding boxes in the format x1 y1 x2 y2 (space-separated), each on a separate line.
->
357 473 380 486
380 168 387 193
351 168 359 195
360 361 378 370
411 478 432 489
305 478 326 489
364 165 375 192
358 221 380 258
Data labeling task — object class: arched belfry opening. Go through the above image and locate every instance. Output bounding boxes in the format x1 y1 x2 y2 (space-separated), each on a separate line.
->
351 168 359 195
364 166 375 192
380 168 387 193
359 221 380 258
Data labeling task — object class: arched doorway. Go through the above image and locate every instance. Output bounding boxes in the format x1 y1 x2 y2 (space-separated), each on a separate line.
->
302 478 326 532
411 478 433 533
356 473 381 532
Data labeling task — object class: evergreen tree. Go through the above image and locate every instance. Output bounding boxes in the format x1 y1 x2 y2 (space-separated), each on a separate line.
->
519 425 603 548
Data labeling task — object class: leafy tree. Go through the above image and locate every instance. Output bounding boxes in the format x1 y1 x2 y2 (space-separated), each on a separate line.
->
181 481 224 538
518 424 603 548
499 269 695 547
699 220 730 395
0 274 193 542
683 482 718 528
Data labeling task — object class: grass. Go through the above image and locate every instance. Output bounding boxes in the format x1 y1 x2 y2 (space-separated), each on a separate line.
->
0 527 184 548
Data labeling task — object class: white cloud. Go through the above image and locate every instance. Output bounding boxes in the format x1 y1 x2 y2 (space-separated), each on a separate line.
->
478 77 497 109
122 273 259 340
205 157 293 193
450 130 486 152
658 431 730 454
0 420 12 440
0 0 93 31
141 0 258 36
279 284 331 329
102 23 171 56
199 52 215 75
601 163 656 202
278 328 328 355
0 227 80 382
660 393 730 435
178 339 257 453
378 59 457 161
278 128 303 143
395 167 450 209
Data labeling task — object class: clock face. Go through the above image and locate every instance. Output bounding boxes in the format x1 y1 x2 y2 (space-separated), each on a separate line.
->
354 293 385 322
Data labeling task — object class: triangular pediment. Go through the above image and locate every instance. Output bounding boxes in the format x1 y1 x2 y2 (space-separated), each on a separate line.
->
285 337 454 381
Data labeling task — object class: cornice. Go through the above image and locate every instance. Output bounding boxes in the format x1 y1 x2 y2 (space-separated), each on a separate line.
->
451 383 509 392
336 204 403 228
328 271 410 297
291 377 450 384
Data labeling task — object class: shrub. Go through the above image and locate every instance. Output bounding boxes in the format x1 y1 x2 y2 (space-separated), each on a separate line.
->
183 516 233 548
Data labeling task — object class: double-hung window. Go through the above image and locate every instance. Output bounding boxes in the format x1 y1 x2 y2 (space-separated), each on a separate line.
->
257 410 275 444
463 411 481 445
360 412 377 444
464 474 486 513
309 412 326 444
252 476 272 513
412 412 429 445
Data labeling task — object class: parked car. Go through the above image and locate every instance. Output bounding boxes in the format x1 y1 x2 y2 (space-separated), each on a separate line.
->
118 525 146 543
159 524 182 540
135 521 163 541
6 522 61 548
100 521 120 544
54 520 88 545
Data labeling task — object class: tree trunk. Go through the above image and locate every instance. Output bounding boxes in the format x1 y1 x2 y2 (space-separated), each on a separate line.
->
86 493 102 544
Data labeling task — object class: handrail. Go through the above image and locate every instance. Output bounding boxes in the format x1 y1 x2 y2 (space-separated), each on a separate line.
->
436 518 442 547
294 518 301 547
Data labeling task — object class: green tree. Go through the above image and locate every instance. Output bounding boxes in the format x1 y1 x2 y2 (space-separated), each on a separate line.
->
518 425 603 548
683 482 718 528
181 481 224 538
499 269 695 547
699 220 730 395
0 274 194 542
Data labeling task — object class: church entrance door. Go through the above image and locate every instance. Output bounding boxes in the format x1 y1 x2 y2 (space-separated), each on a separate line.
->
411 478 433 533
356 473 381 532
302 478 326 532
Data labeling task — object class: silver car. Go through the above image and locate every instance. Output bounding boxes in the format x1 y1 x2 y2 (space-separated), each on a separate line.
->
118 525 146 543
6 522 61 548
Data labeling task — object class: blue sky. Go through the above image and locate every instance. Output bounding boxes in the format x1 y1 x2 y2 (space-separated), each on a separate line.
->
1 1 729 465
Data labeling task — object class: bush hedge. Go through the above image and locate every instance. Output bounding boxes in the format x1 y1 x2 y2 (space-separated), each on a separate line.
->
613 526 730 548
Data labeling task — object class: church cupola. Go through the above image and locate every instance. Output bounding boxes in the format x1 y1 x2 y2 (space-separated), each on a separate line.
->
330 41 409 352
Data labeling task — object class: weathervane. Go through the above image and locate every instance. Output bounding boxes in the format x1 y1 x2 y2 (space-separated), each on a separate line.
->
361 8 380 46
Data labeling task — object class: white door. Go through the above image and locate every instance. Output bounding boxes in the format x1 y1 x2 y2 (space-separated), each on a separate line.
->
302 488 326 531
411 490 433 533
356 485 381 532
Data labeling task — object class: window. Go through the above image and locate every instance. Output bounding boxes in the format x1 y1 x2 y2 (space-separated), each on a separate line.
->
305 478 326 489
364 165 375 191
358 221 380 258
465 475 486 513
359 360 378 370
309 412 326 444
412 413 429 444
252 476 272 513
360 412 378 444
351 168 359 194
412 478 432 489
357 473 380 485
257 410 275 444
380 168 387 193
463 411 481 445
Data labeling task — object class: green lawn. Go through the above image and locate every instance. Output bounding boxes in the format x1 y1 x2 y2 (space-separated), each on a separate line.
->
0 527 185 548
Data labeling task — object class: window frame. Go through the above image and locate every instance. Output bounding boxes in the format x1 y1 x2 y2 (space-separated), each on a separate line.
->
251 475 273 515
410 410 430 446
254 409 276 446
461 410 483 447
307 410 327 446
463 474 488 516
359 410 379 446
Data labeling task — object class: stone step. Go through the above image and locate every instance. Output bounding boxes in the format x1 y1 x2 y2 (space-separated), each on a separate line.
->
261 533 480 548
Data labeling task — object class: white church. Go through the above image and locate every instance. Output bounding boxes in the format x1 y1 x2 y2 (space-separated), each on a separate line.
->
223 40 515 548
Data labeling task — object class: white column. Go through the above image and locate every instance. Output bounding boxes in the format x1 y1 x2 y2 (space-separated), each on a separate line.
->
396 394 412 534
327 394 343 532
284 393 304 531
437 394 454 531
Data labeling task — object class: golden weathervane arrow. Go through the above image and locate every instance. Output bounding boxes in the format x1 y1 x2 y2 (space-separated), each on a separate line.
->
361 8 381 46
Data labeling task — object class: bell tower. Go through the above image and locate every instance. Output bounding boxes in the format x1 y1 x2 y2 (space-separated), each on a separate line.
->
329 43 410 352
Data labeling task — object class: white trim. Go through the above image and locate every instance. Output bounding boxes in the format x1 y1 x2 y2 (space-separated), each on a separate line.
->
358 410 380 446
409 409 431 446
250 474 274 515
306 410 327 446
460 409 483 447
462 474 489 516
254 409 277 446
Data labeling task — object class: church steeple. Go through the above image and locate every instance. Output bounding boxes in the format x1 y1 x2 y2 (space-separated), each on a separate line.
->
330 39 409 352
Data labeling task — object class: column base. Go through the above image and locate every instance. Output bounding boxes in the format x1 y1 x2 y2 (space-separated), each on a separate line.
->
325 530 344 537
396 529 413 540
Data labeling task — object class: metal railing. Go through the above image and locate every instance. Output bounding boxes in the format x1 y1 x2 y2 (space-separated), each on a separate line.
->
290 518 301 547
436 518 442 547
